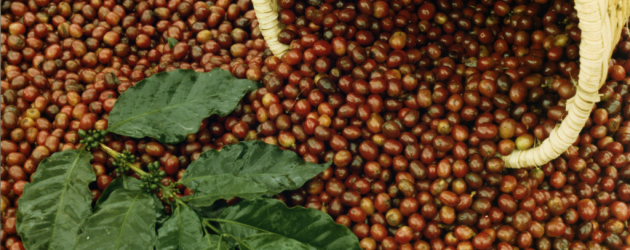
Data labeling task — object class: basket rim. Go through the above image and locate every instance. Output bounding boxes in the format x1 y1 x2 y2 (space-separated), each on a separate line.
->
251 0 630 169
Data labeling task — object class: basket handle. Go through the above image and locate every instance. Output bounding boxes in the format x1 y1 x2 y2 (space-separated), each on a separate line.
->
252 0 630 169
252 0 289 57
501 0 630 168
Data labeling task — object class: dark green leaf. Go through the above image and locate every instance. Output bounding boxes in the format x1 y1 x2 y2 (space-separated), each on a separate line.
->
16 149 95 250
94 175 168 227
95 175 140 207
180 141 331 207
106 69 258 144
156 204 204 250
215 199 360 250
167 37 177 49
75 189 156 250
242 234 311 250
189 199 228 219
200 234 232 250
154 195 168 228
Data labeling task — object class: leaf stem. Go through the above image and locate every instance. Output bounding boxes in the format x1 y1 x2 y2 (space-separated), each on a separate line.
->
203 218 251 250
99 143 148 176
161 185 184 204
99 142 247 250
228 234 252 250
203 217 252 250
99 142 186 205
217 235 223 248
202 219 222 235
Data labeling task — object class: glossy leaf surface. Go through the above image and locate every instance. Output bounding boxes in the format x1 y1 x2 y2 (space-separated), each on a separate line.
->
156 204 204 250
180 141 331 207
75 189 156 250
215 199 360 250
107 69 258 143
16 149 95 250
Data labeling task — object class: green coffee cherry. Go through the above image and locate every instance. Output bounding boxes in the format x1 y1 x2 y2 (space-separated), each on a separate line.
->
78 129 107 150
138 161 166 193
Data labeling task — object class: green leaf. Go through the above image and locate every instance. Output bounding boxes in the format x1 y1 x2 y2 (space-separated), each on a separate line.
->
106 69 259 144
242 234 311 250
154 195 168 228
200 234 232 250
16 149 95 250
167 37 177 49
156 204 204 250
180 141 331 207
75 189 156 250
95 175 168 227
95 175 140 207
190 200 229 219
214 199 360 250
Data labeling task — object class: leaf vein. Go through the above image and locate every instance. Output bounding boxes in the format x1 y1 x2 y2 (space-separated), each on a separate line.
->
48 149 87 248
113 191 142 249
108 95 218 132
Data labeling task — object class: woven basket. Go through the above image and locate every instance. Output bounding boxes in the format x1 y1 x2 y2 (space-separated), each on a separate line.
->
252 0 630 169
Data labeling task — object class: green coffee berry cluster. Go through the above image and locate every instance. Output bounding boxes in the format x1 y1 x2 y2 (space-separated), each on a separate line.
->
113 150 135 174
78 129 107 150
138 161 166 193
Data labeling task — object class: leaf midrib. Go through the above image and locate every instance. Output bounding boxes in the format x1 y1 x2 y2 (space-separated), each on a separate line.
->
48 150 87 248
210 218 318 249
113 191 143 249
181 191 269 203
177 205 183 249
211 218 273 234
107 94 218 132
216 236 223 250
180 171 306 182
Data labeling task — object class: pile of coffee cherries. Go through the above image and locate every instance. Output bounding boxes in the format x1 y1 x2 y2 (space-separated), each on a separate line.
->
2 0 630 249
